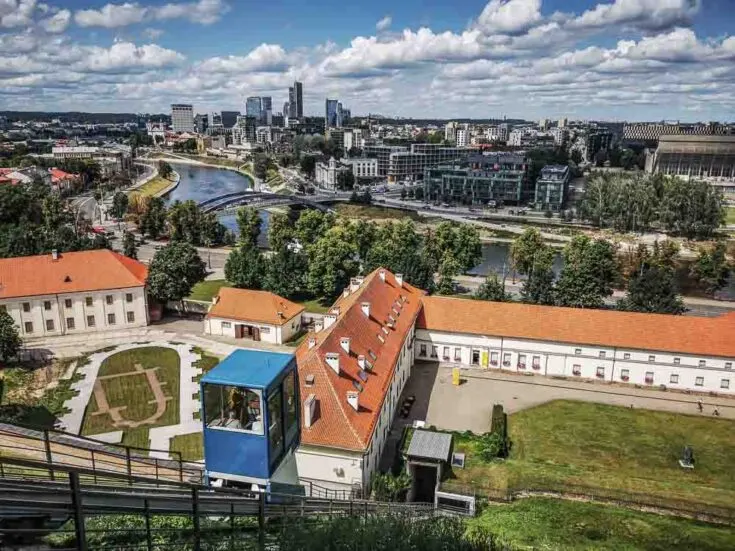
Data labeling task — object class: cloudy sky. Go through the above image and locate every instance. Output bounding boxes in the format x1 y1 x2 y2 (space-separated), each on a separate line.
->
1 0 733 120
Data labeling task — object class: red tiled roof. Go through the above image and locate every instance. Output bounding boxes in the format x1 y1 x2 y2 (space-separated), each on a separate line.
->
0 250 148 299
49 168 79 183
418 296 735 358
296 269 424 452
206 287 304 326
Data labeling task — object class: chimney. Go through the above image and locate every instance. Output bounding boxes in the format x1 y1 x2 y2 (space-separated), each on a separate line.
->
340 337 351 354
342 287 350 298
361 302 370 318
304 394 316 428
358 355 366 370
212 295 220 305
379 269 386 282
395 273 404 288
347 391 359 411
314 319 324 332
51 249 59 261
325 352 340 374
308 336 317 349
324 313 337 329
350 278 360 293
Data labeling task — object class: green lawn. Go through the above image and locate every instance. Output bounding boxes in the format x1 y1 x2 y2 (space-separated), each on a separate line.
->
725 207 735 225
297 298 332 314
335 203 421 221
446 400 735 508
188 279 231 302
129 175 174 198
170 432 204 461
81 347 180 437
468 498 735 551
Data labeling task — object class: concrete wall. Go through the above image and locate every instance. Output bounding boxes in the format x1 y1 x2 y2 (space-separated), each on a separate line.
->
1 287 148 338
415 329 735 395
204 314 301 345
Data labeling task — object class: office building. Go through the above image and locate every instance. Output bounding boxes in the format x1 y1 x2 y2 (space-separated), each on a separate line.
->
325 99 342 128
423 153 527 205
623 122 731 147
288 81 303 120
171 104 194 133
245 97 262 121
534 164 571 211
363 143 407 176
316 156 379 189
221 111 240 129
388 144 479 182
584 131 613 162
194 113 209 134
209 112 223 129
260 97 272 125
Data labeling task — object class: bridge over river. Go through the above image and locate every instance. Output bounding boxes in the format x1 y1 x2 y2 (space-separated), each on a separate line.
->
198 191 352 214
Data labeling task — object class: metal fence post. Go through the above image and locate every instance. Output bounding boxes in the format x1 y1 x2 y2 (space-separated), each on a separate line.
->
258 491 266 551
90 450 97 484
192 487 201 551
144 498 153 551
43 429 55 480
230 502 235 551
69 472 87 551
126 447 132 484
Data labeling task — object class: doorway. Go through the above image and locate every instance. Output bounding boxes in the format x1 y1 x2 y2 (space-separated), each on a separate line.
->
411 464 438 503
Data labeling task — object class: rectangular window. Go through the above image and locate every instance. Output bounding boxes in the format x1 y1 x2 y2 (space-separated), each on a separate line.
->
698 360 706 368
24 321 33 333
107 313 116 325
126 293 133 303
532 356 541 370
430 346 438 358
490 352 499 366
260 326 271 334
471 349 480 365
645 371 654 384
596 366 605 378
419 344 427 357
64 299 72 309
87 315 95 327
695 377 704 387
45 319 54 331
620 369 630 381
443 346 450 361
673 357 680 365
23 302 30 312
503 353 511 367
203 384 264 435
66 317 75 330
221 321 231 329
726 362 733 370
85 297 93 307
574 348 582 355
572 364 581 376
106 295 113 305
670 374 679 384
623 353 631 360
44 300 51 311
599 351 606 359
721 379 730 390
518 354 527 369
454 347 461 362
126 311 135 323
648 355 655 363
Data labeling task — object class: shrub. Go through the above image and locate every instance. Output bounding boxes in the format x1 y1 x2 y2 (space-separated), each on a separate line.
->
478 432 505 461
487 404 509 458
372 472 412 502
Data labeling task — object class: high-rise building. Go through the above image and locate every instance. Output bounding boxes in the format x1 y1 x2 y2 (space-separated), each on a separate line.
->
194 113 208 134
209 112 223 128
558 117 568 128
260 96 272 125
171 104 194 133
325 98 339 128
245 97 262 121
445 122 458 144
221 111 240 129
288 81 303 120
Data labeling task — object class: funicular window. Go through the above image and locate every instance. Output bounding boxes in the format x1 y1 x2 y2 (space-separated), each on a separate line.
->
204 384 264 435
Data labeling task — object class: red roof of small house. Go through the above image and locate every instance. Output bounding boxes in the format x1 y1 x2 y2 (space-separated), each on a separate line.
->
206 287 304 326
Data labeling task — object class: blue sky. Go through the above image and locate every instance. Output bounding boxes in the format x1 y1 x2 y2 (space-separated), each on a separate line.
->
1 0 734 121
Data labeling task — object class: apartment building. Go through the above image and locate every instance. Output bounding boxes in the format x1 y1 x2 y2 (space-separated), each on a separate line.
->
0 250 149 338
534 164 570 211
171 104 194 133
387 144 479 182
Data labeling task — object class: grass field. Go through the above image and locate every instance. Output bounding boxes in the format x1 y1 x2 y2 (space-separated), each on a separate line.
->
334 203 421 221
81 347 180 437
447 400 735 508
468 498 735 551
170 432 204 461
188 279 231 302
129 176 175 198
726 207 735 225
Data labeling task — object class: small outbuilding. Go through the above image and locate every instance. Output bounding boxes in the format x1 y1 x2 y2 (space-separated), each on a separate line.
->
204 287 304 344
404 429 453 503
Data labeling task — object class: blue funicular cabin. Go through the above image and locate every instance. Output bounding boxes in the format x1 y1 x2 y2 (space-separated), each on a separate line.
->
201 349 300 490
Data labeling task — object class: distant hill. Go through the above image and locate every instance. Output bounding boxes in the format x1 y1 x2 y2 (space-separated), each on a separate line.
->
0 112 170 124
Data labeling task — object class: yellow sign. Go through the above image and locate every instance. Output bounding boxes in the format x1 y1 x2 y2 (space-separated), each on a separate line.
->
481 351 489 369
452 367 461 386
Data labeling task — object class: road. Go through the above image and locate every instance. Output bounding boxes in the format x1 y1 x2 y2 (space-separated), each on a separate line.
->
70 193 99 224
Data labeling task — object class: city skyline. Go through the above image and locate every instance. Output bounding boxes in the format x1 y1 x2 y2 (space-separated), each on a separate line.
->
1 0 734 120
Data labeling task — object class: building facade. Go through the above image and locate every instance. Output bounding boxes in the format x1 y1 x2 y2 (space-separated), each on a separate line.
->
51 146 132 175
289 81 303 120
171 104 194 133
0 250 149 338
534 164 570 211
387 144 480 182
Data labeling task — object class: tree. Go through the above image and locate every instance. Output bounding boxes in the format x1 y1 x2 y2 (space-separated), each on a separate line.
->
618 264 685 314
235 207 262 248
691 242 731 296
306 225 359 300
263 247 308 299
122 230 138 259
139 197 167 239
436 254 460 295
511 228 551 276
432 221 481 273
111 191 129 220
147 242 206 305
253 153 269 180
300 155 316 178
268 212 294 251
225 244 266 290
659 178 724 239
158 160 173 179
295 210 334 247
555 235 618 309
520 263 556 305
336 170 355 191
0 310 22 362
570 149 583 165
475 273 510 302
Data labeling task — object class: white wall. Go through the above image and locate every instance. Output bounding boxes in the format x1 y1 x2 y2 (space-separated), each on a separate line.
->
1 287 147 338
204 315 301 345
295 445 364 494
415 329 735 395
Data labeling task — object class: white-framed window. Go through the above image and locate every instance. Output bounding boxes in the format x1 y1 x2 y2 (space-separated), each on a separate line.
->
44 300 51 311
623 353 631 360
24 321 33 333
596 366 604 378
85 297 93 307
126 293 133 303
648 355 656 363
503 353 511 367
431 346 438 358
670 374 679 384
419 344 427 357
443 346 450 361
532 356 541 370
22 302 30 312
87 315 95 327
518 354 526 369
490 352 499 366
695 377 704 387
107 313 116 325
64 299 72 309
572 364 581 376
721 379 730 389
698 360 706 368
726 362 733 370
574 348 582 355
45 319 54 331
66 317 75 330
645 371 654 384
673 357 680 365
620 369 630 381
260 326 271 334
106 295 113 305
454 348 461 362
599 351 606 359
127 312 135 323
221 321 231 329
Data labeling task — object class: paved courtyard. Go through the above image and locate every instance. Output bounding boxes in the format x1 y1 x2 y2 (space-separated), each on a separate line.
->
400 362 735 434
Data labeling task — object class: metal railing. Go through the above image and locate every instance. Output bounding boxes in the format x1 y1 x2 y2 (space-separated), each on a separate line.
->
0 456 436 551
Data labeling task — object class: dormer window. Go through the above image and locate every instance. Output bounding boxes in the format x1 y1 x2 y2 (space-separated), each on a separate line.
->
368 350 377 361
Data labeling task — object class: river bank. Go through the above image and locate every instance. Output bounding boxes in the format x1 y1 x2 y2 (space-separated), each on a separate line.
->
150 153 259 189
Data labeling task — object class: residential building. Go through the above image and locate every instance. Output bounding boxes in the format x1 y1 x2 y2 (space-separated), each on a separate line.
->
171 104 194 133
538 118 548 131
0 250 149 338
585 131 613 162
551 126 568 147
558 117 568 128
231 115 257 145
194 113 209 134
444 122 458 144
49 168 80 191
645 135 735 201
387 143 480 182
423 153 528 205
204 288 304 345
51 145 132 175
534 164 570 211
456 128 469 147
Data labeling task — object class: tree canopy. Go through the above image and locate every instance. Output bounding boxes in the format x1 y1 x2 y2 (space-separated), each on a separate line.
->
146 242 206 304
555 235 619 309
690 242 732 296
0 310 22 362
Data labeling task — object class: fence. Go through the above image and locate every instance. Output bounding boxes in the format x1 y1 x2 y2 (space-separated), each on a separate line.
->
0 457 436 551
439 480 735 524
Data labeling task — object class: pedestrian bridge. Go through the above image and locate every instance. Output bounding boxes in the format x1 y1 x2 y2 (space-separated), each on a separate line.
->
198 191 350 214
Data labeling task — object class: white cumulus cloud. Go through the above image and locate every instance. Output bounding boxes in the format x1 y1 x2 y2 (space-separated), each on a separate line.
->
376 15 391 31
196 43 289 73
475 0 542 35
75 2 147 28
0 0 37 28
39 8 70 33
74 0 229 28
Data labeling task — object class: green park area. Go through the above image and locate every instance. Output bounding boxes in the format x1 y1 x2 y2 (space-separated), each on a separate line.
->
725 207 735 225
445 400 735 509
129 175 175 199
334 203 422 221
170 432 204 461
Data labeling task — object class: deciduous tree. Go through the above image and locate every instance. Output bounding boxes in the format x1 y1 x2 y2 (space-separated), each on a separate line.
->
122 230 137 259
555 235 618 309
147 242 206 305
475 273 510 302
235 207 262 248
225 244 265 290
0 310 22 362
111 191 129 220
691 242 731 296
139 197 167 240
